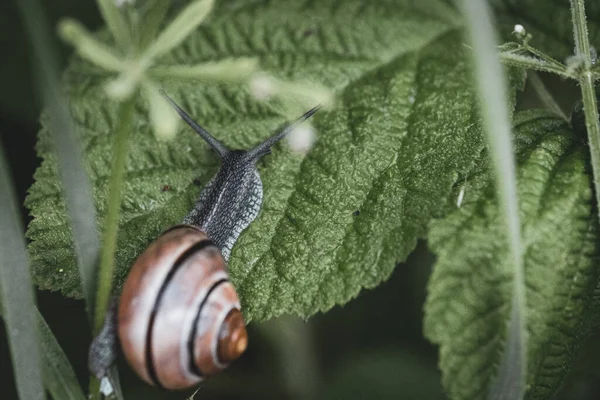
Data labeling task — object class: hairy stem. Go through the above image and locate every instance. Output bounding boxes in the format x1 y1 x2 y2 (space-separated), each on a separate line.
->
570 0 600 224
458 0 527 398
570 0 592 67
94 96 136 333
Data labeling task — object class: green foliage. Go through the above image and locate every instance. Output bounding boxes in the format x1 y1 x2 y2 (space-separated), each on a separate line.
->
424 111 600 399
18 0 600 398
25 0 505 322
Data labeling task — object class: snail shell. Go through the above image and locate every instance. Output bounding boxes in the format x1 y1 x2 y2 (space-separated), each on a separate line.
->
118 225 247 390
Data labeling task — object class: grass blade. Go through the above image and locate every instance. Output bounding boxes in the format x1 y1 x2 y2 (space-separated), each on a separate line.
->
457 0 527 398
16 1 123 399
0 143 45 400
37 309 86 400
16 0 101 323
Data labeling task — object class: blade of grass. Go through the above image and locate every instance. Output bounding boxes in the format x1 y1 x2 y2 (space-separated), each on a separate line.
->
16 2 125 399
457 0 527 399
16 0 101 321
37 309 86 400
0 143 45 400
570 0 600 225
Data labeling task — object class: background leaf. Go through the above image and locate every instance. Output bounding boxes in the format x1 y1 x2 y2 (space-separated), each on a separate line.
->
424 110 600 399
25 0 526 322
322 348 445 400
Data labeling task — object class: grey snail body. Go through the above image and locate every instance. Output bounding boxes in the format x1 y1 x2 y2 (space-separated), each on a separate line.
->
89 91 320 390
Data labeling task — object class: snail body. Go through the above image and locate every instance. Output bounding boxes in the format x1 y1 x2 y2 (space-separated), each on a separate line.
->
108 91 321 390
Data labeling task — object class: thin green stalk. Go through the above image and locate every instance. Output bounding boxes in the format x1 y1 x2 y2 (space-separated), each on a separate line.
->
138 0 170 50
498 43 573 79
498 51 574 79
527 71 569 122
89 98 135 400
0 143 46 400
94 96 136 333
280 319 319 400
570 0 600 224
89 378 101 400
457 0 527 399
97 0 130 52
258 317 319 400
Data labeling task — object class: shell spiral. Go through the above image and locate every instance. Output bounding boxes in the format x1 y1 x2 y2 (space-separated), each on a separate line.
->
118 225 247 390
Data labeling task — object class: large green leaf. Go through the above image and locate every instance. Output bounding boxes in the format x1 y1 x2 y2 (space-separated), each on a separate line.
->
424 111 600 399
26 0 522 322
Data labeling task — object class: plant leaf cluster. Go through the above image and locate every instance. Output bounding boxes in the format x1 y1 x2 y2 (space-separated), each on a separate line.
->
23 0 600 398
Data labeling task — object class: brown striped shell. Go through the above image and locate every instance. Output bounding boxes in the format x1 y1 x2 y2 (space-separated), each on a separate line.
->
118 225 247 390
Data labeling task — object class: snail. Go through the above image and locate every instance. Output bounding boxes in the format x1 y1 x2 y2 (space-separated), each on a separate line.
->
89 91 321 390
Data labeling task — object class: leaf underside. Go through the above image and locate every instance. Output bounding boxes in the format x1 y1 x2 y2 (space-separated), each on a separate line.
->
26 0 523 324
424 111 600 400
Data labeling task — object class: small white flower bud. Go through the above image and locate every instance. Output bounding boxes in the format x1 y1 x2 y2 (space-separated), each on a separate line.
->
250 74 276 100
287 124 316 154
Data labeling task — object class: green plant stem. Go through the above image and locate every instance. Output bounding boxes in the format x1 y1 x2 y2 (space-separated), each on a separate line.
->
527 71 569 122
570 0 592 68
89 98 135 400
89 378 101 400
570 0 600 224
259 317 319 400
458 0 527 399
94 96 136 333
498 43 573 79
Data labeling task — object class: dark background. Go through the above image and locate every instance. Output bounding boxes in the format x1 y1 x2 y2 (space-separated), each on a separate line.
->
1 1 600 399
